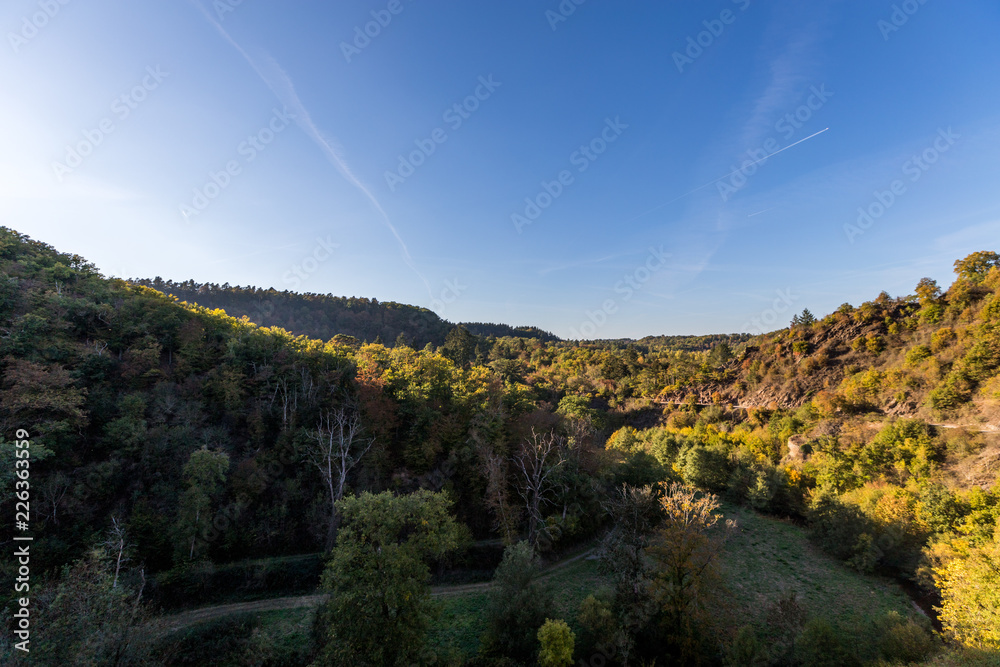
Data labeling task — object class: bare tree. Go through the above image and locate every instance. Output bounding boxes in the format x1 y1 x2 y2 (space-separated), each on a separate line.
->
305 403 375 551
477 443 518 544
103 516 129 590
512 429 567 549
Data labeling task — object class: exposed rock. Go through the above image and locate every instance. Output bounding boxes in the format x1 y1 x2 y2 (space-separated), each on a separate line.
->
787 435 808 461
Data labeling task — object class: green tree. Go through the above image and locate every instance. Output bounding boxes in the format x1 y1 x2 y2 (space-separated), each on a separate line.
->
313 490 467 667
175 447 230 562
538 618 576 667
479 541 555 663
599 485 663 664
7 548 151 666
441 325 476 368
794 617 850 667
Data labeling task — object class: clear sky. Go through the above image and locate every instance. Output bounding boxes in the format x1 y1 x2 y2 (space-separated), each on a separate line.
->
3 0 999 338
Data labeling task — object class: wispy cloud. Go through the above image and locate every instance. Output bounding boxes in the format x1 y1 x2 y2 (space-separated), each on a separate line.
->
189 0 432 297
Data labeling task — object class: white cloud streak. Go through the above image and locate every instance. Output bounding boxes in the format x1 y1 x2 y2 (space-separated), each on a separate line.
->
189 0 432 297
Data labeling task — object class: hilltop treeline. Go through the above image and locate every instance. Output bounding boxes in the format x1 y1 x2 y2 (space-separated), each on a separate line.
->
130 278 452 348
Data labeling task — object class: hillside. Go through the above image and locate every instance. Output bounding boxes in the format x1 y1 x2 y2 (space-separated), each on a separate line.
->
129 279 561 347
661 255 1000 429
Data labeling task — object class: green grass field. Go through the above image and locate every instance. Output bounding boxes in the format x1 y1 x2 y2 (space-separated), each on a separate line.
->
427 505 923 660
718 503 920 628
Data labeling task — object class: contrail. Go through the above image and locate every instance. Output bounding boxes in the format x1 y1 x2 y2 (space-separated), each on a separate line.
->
189 0 433 298
622 127 831 224
747 207 777 218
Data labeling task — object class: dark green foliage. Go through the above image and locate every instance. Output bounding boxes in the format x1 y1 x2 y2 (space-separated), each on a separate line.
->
479 542 555 664
680 444 732 492
806 490 870 562
152 612 312 667
611 451 674 489
131 277 453 348
314 490 468 667
5 551 152 666
151 554 325 610
794 618 852 667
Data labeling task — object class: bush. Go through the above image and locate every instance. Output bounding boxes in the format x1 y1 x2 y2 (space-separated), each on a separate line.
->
906 344 932 366
932 327 957 353
807 490 871 562
680 444 732 492
794 618 851 667
612 451 674 489
537 619 575 667
606 426 641 454
726 625 764 666
876 612 937 663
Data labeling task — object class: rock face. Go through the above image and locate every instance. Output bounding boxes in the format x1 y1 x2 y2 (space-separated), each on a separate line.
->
787 435 808 461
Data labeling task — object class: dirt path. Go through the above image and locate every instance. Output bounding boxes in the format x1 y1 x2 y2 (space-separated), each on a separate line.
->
152 545 597 634
929 422 998 433
151 594 329 636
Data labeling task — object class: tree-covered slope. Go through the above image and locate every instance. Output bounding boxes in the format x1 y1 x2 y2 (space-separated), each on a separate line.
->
662 253 1000 426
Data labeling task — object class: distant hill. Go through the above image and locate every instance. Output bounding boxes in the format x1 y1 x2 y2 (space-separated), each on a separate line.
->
460 322 559 342
129 279 560 347
130 279 452 347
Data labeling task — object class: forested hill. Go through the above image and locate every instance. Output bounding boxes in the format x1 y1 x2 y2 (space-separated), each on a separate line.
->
129 279 560 347
661 252 1000 425
128 278 452 348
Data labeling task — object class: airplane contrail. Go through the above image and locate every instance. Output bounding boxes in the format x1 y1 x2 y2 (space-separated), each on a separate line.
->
622 127 831 224
189 0 433 298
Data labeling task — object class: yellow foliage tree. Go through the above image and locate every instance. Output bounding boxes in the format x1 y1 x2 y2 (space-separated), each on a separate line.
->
935 538 1000 651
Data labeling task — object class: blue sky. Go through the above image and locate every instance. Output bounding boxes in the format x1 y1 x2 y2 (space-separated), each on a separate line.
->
2 0 999 338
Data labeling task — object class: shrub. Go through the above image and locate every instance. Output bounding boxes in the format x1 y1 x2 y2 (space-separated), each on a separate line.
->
906 344 932 366
865 334 885 355
680 444 732 492
606 426 641 454
931 327 957 353
876 612 937 663
726 625 764 666
537 619 575 667
794 618 851 667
